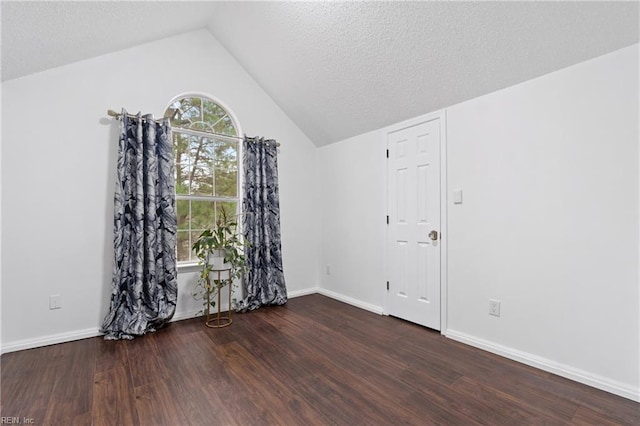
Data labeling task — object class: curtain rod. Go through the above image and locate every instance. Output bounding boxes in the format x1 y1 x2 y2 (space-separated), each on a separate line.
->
107 109 165 124
106 109 280 146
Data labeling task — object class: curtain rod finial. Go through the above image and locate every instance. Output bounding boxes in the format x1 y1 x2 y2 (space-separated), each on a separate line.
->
107 109 119 118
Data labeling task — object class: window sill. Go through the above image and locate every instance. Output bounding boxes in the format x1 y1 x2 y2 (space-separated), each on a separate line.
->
177 262 200 273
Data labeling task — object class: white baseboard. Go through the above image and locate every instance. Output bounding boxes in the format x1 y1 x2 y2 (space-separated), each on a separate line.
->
0 309 207 354
0 327 101 354
317 288 384 315
445 329 640 403
288 287 320 298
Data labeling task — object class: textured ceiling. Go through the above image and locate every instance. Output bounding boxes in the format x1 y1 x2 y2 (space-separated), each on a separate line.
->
1 1 220 81
2 1 638 147
207 1 639 146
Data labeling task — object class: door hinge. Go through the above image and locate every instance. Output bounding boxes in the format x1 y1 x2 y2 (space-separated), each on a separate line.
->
386 149 389 158
386 281 389 291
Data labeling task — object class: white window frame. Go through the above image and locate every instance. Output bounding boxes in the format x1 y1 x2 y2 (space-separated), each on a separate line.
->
166 93 243 267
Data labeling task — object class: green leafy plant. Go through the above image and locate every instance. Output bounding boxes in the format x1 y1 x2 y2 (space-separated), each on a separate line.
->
192 206 248 316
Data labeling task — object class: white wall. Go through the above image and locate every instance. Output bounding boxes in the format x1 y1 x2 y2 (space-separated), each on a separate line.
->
318 44 639 400
446 44 638 398
1 29 319 351
318 130 387 313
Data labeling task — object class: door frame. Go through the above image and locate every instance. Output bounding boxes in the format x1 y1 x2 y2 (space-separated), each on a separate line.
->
384 109 448 334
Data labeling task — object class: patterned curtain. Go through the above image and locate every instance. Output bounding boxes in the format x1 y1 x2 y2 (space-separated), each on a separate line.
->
101 109 178 340
236 136 287 312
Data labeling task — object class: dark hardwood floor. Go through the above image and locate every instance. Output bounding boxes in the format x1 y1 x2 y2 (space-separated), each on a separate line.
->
1 294 638 425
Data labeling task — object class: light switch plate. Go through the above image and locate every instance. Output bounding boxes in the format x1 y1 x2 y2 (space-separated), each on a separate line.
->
49 294 62 310
453 189 463 204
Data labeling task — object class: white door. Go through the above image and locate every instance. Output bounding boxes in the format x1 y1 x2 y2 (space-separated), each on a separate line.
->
387 118 441 330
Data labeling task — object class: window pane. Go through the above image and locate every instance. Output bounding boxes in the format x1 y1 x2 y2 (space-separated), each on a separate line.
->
216 202 238 225
214 115 237 136
170 97 202 128
169 97 237 137
173 133 190 163
177 230 191 263
215 168 238 198
177 200 189 230
176 200 217 263
174 134 190 195
214 140 238 197
190 231 204 261
191 200 216 230
202 99 224 122
202 100 237 136
189 136 214 196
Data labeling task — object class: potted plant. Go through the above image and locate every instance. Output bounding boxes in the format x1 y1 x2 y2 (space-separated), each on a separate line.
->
192 206 247 327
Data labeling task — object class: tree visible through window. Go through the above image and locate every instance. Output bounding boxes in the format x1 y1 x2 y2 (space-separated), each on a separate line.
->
166 96 240 263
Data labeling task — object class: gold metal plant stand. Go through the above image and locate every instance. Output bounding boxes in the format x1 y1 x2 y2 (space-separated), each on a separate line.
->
205 268 233 328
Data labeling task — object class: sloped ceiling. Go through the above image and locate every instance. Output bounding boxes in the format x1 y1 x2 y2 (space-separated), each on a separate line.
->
1 1 220 81
2 1 638 147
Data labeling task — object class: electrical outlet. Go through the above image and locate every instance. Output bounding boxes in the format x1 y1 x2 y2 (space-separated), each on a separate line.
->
489 299 501 317
49 294 62 310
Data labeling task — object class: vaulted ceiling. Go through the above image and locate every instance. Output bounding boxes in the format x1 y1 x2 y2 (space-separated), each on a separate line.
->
2 1 638 146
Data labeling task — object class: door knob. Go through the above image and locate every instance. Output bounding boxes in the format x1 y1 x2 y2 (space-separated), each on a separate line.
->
429 230 438 241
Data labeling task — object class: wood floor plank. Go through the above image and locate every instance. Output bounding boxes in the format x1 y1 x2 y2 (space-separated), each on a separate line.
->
571 404 636 425
1 294 638 425
92 366 139 426
41 339 97 425
450 375 573 424
133 379 190 426
94 338 130 374
160 332 244 425
124 333 170 389
216 341 328 425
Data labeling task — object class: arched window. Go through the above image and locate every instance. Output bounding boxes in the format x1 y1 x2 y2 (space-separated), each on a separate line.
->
166 95 240 263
